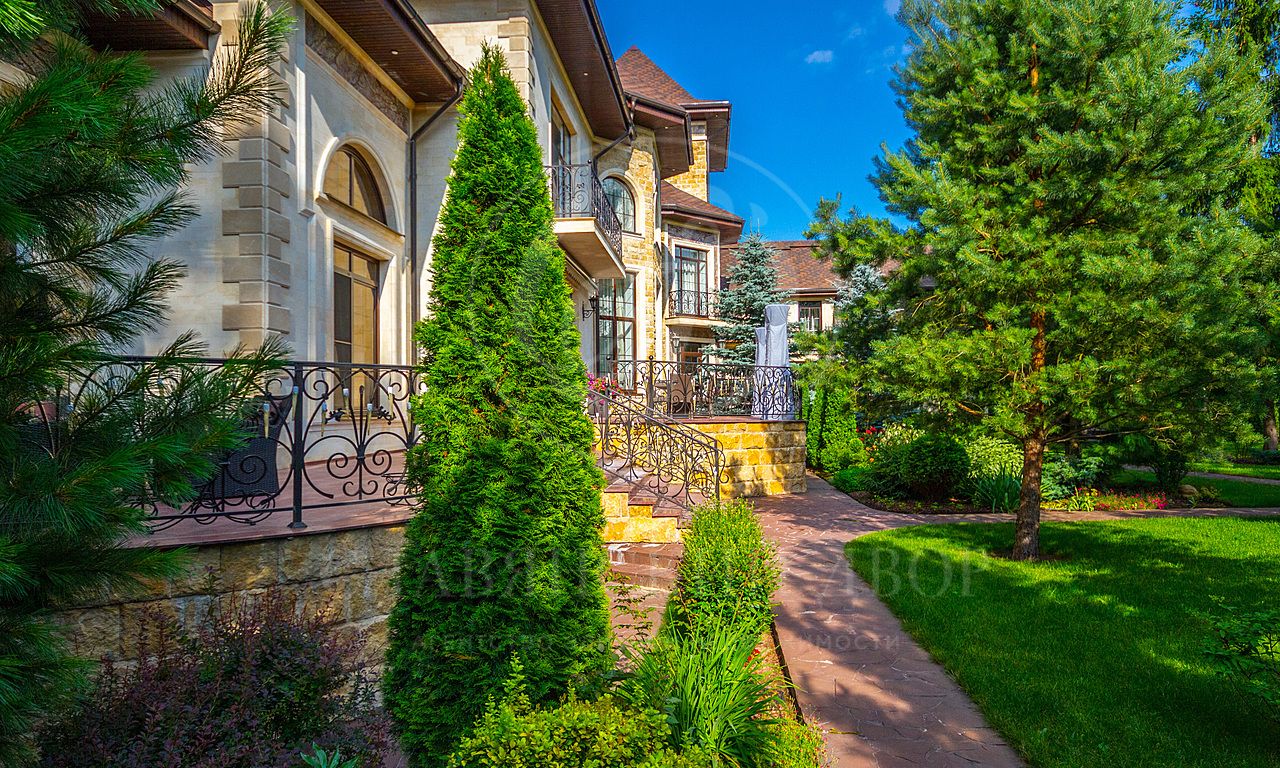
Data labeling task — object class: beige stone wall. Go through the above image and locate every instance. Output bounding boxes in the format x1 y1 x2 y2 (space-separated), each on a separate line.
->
54 525 404 673
669 135 709 201
688 421 807 498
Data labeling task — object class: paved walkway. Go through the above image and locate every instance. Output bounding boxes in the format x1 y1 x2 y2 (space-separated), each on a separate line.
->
754 475 1280 768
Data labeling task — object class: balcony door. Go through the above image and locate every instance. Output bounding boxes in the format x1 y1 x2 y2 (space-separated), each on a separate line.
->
596 274 635 385
674 246 708 315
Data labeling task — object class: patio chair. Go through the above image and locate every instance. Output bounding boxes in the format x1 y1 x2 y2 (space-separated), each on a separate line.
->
667 373 696 417
196 392 292 502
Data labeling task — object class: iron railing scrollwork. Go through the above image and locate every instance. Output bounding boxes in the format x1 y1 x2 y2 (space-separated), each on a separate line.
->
668 290 717 318
546 162 624 256
587 389 724 513
44 358 420 531
612 360 799 421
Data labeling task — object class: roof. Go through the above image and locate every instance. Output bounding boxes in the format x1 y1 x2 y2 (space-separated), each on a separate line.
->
533 0 630 138
661 182 743 240
724 240 841 295
616 47 732 173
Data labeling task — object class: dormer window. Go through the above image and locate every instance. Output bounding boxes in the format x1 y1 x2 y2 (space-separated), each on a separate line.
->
602 177 637 234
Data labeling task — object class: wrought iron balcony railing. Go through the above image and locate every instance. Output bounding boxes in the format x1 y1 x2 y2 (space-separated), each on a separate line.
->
668 290 717 318
610 359 799 421
546 162 624 256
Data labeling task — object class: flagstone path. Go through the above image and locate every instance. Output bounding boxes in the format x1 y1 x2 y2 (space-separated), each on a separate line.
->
754 475 1280 768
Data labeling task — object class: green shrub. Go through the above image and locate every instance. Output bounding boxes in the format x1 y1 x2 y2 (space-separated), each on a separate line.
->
385 46 611 764
619 620 780 767
969 468 1021 513
900 433 970 501
1205 606 1280 720
963 435 1023 478
765 720 829 768
861 424 920 498
830 466 873 494
802 387 865 472
1040 456 1106 500
449 680 709 768
300 747 359 768
672 500 780 640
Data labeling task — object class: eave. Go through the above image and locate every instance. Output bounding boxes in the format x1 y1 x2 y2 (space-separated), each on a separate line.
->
83 0 219 50
532 0 629 139
630 94 692 178
685 101 731 173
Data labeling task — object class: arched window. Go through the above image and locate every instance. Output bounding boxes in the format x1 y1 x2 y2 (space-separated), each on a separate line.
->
324 146 386 223
602 177 636 234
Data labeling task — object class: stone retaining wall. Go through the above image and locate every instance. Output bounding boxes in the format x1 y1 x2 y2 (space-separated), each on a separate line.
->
54 525 405 670
688 420 807 498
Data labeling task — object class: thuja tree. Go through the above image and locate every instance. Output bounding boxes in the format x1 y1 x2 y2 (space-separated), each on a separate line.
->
711 233 787 364
815 0 1269 558
1192 0 1280 450
0 2 288 764
385 46 610 764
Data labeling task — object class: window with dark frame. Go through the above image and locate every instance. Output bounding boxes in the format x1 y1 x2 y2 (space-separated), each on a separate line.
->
799 301 823 333
333 245 379 365
602 177 636 233
324 147 386 224
596 274 635 380
673 246 708 316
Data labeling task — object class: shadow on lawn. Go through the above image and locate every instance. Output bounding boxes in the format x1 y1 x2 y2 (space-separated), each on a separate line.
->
847 518 1280 768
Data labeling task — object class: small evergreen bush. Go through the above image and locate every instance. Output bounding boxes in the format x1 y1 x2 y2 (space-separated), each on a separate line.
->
900 433 970 500
450 668 710 768
38 592 388 768
831 465 873 494
802 387 865 472
672 500 780 639
1040 456 1106 501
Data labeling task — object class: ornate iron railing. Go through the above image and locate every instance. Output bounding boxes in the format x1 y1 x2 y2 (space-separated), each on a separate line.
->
588 389 723 512
612 360 799 421
53 358 420 531
546 162 624 256
668 290 717 318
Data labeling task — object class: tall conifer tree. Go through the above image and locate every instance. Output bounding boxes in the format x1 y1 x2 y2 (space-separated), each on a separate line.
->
812 0 1269 558
711 233 787 364
385 46 610 764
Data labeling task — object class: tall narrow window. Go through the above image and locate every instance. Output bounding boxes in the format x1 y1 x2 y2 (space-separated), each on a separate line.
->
799 301 823 333
673 246 708 316
324 147 386 223
334 245 379 364
602 177 636 233
596 274 635 381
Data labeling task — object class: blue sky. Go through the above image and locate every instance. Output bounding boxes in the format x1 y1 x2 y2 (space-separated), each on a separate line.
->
596 0 914 241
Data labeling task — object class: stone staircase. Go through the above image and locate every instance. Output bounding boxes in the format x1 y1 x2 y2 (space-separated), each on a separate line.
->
606 542 682 589
601 476 684 544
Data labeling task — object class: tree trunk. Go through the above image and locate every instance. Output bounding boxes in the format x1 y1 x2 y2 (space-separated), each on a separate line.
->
1264 400 1278 452
1014 432 1046 560
1014 309 1048 561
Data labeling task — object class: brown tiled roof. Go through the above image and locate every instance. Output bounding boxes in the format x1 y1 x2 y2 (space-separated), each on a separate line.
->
660 182 744 238
616 47 705 107
724 240 841 295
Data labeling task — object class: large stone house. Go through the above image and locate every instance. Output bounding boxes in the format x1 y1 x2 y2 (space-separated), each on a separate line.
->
19 0 746 377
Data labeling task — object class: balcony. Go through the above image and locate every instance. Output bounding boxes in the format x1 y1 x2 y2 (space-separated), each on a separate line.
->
547 163 625 279
669 290 717 318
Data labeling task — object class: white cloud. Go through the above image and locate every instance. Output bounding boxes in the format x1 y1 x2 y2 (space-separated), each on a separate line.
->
846 25 865 39
884 0 901 16
805 49 835 65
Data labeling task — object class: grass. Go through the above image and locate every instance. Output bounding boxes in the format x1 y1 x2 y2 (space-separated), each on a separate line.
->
1190 461 1280 482
1114 469 1280 508
846 519 1280 768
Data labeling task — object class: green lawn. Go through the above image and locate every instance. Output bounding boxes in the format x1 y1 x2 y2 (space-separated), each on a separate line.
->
1190 461 1280 482
1115 469 1280 507
846 519 1280 768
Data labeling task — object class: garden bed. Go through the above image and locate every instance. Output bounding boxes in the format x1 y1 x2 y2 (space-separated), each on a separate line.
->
846 490 999 515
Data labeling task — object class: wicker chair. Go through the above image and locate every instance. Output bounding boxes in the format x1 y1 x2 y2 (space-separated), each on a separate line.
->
196 392 292 502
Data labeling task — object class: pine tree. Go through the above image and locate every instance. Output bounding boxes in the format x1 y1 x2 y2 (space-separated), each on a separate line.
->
384 46 611 764
711 233 788 364
814 0 1269 559
0 3 289 763
1192 0 1280 450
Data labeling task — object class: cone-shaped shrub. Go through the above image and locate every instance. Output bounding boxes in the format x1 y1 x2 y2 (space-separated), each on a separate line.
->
384 45 611 765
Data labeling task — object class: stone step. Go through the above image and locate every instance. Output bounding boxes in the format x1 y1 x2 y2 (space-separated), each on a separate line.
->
606 560 677 590
603 515 680 544
607 542 684 570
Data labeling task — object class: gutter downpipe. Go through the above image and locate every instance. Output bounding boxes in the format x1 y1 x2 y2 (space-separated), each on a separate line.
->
407 80 464 363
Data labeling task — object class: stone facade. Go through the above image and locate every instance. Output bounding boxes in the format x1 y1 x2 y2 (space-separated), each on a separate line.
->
688 420 808 498
668 129 709 201
53 525 404 674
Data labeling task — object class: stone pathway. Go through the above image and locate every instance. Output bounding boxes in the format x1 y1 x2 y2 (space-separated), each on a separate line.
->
754 475 1280 768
